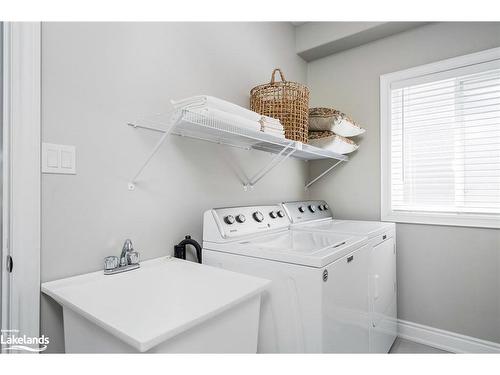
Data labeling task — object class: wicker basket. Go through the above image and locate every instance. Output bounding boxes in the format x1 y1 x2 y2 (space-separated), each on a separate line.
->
250 68 310 143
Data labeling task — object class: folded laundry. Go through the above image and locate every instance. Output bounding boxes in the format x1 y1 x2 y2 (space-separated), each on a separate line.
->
261 127 286 139
262 128 285 135
171 95 262 122
263 133 286 139
261 115 282 125
260 116 284 131
261 123 284 131
190 107 261 133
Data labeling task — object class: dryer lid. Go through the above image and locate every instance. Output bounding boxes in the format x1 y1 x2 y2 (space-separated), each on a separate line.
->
296 220 394 238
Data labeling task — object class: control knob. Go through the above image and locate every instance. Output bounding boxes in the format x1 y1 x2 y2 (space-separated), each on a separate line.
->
269 211 278 219
253 211 264 222
236 214 246 223
298 206 306 213
308 205 316 213
277 210 285 218
224 215 235 225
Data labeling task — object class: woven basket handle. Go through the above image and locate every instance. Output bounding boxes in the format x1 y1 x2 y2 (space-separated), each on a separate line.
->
270 68 286 84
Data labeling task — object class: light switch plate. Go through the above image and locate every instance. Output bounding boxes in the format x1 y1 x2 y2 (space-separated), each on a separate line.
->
60 150 73 169
42 143 76 174
47 149 59 168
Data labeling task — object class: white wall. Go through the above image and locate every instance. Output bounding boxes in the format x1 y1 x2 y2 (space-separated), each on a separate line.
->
307 22 500 343
40 22 307 353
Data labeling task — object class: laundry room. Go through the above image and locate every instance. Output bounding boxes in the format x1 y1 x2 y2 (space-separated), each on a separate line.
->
1 1 500 372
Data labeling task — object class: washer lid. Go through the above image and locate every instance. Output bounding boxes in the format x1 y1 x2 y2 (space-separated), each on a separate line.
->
204 230 368 268
296 219 395 238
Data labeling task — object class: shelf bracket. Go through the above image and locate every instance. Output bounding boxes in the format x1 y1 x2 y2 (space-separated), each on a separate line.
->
127 114 180 190
127 109 347 192
305 160 344 190
244 142 295 190
220 149 251 188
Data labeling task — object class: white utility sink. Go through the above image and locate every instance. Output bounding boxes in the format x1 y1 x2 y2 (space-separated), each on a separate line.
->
42 257 269 353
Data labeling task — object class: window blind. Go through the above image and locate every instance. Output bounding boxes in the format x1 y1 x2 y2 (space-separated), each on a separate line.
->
390 65 500 216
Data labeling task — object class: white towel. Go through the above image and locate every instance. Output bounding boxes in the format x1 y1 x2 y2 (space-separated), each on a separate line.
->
190 107 261 133
262 127 285 134
171 95 262 122
262 128 286 139
263 131 286 139
262 115 282 125
261 124 284 132
260 116 284 131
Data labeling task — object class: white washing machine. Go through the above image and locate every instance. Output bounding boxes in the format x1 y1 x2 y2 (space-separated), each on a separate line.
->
202 204 371 353
281 200 398 353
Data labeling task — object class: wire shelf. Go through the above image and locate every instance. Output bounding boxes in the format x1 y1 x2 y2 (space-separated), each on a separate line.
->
127 108 348 190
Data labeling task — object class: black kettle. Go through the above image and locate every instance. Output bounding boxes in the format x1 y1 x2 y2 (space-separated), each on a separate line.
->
174 235 202 264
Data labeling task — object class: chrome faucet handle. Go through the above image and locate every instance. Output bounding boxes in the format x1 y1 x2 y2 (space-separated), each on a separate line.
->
104 256 119 271
127 251 140 265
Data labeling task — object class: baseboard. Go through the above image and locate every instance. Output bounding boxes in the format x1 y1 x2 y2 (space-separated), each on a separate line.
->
397 319 500 353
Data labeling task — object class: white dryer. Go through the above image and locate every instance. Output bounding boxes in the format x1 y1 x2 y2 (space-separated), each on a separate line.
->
281 201 398 353
202 204 371 353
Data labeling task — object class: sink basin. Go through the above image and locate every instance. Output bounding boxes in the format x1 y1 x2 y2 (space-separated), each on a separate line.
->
42 257 270 353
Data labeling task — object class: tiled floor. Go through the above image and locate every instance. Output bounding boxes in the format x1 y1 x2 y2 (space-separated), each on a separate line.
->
389 338 450 353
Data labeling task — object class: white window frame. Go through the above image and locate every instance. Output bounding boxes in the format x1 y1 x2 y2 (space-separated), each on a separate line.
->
380 47 500 229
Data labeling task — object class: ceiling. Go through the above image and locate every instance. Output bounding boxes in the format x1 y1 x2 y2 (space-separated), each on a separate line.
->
293 22 430 61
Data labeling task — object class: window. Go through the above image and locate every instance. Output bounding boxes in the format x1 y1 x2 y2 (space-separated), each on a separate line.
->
380 48 500 228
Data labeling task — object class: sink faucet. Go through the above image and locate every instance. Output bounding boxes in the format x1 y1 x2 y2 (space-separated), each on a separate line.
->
120 239 134 266
104 239 140 275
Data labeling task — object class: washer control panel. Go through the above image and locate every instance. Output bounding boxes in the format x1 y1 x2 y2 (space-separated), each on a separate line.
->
212 205 290 238
281 200 332 223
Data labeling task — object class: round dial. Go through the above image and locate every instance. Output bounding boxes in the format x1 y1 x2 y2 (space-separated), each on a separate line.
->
318 205 324 211
308 205 316 213
277 210 285 218
298 206 306 213
323 204 329 210
269 211 278 219
224 215 235 225
236 214 246 223
253 211 264 222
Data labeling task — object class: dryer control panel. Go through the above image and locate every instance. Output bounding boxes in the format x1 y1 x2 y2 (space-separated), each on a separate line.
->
205 205 290 241
282 200 333 224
